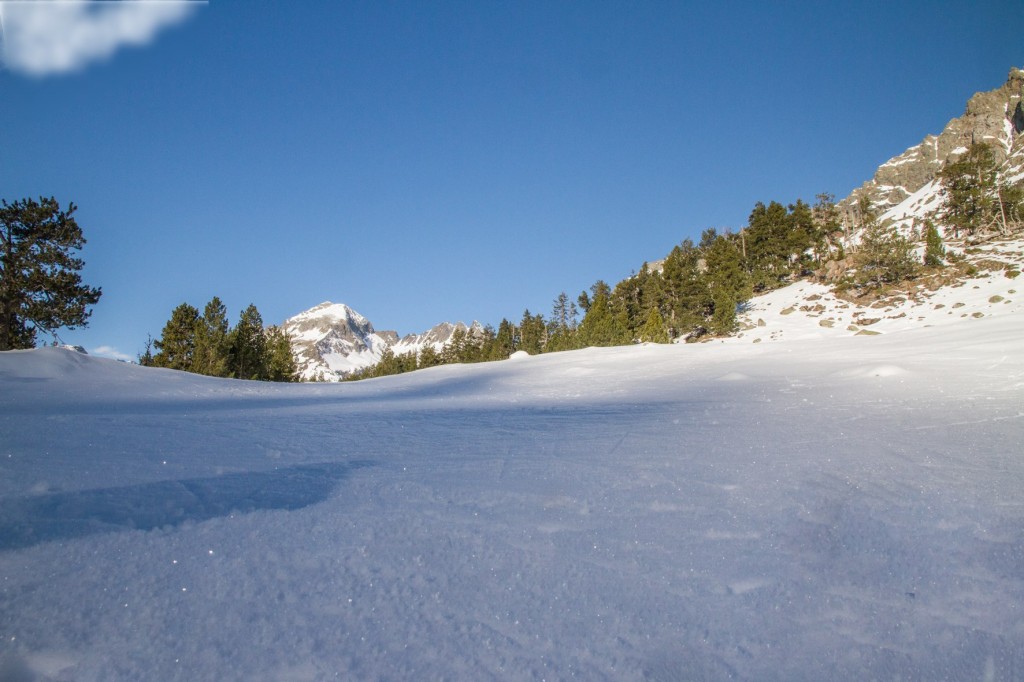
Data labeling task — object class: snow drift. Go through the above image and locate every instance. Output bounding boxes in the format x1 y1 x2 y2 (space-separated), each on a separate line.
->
1 310 1023 679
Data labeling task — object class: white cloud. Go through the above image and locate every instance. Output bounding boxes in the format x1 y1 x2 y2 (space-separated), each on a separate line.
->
91 345 134 362
0 0 202 77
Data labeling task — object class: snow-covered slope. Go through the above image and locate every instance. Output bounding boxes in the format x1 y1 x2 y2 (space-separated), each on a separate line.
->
2 285 1023 679
282 301 396 381
731 237 1024 343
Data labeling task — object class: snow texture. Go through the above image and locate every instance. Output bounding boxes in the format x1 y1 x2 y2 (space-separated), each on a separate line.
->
2 264 1024 680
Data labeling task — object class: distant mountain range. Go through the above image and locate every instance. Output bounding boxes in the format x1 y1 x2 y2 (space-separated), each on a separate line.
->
282 302 482 381
284 68 1024 381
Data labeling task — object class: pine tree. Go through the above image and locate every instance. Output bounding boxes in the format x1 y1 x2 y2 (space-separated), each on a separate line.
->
710 286 737 335
787 198 821 274
855 219 917 288
229 304 267 380
192 296 231 377
577 280 630 347
518 309 546 355
549 292 576 333
264 325 298 382
0 197 102 349
138 335 155 366
441 327 469 364
812 193 843 260
152 303 200 371
638 307 669 343
938 142 999 238
417 345 442 368
661 239 712 337
744 201 790 290
999 180 1024 230
490 319 516 360
922 219 945 267
547 292 580 352
704 233 751 304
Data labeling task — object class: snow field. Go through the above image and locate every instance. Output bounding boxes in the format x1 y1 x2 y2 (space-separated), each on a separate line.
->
1 306 1023 679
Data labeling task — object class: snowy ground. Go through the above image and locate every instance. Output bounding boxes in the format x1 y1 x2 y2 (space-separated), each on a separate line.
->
732 238 1024 345
2 273 1024 680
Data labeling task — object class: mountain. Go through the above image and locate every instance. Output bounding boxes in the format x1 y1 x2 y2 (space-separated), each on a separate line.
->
283 302 482 381
286 68 1024 380
281 302 395 381
391 320 484 357
840 67 1024 230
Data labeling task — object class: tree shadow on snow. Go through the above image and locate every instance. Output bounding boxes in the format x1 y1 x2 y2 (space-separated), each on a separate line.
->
0 461 372 551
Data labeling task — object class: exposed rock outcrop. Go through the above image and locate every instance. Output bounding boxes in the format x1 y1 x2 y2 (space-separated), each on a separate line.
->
840 68 1024 223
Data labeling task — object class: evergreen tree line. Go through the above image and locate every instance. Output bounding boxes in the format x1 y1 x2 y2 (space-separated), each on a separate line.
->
936 141 1024 238
350 145 1023 382
350 194 846 380
142 297 298 381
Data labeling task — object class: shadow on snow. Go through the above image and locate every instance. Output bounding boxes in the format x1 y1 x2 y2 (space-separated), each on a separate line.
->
0 461 372 551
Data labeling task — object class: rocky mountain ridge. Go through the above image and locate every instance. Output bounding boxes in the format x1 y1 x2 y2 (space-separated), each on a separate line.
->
840 67 1024 228
283 302 481 381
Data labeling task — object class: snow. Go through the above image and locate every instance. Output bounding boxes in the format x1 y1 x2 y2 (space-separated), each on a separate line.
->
733 242 1024 343
871 178 946 236
2 270 1024 679
291 302 369 327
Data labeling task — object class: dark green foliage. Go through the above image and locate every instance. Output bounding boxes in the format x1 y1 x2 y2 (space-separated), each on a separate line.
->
417 345 442 368
743 199 824 290
1000 180 1024 229
229 304 268 380
577 280 630 347
710 287 737 335
517 310 546 355
855 219 918 288
744 201 792 290
660 239 712 337
265 325 299 382
138 335 155 366
441 327 472 364
489 319 516 360
546 292 580 352
610 263 668 341
0 197 102 350
152 303 200 371
193 296 230 376
149 299 297 381
938 142 999 238
813 193 843 259
638 306 669 343
549 292 578 334
923 219 946 267
704 232 751 305
787 199 820 273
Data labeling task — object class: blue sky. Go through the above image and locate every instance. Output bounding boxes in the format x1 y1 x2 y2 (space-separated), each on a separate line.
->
1 0 1020 360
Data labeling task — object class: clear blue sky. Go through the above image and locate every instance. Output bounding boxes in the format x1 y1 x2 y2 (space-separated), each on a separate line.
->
1 0 1020 360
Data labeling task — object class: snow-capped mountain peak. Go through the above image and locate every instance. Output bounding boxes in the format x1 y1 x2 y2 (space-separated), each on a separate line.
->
282 302 480 381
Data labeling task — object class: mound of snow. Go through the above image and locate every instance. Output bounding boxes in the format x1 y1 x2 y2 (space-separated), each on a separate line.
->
1 304 1022 680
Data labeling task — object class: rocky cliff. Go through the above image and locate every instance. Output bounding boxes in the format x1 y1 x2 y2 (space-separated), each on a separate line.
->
841 68 1024 226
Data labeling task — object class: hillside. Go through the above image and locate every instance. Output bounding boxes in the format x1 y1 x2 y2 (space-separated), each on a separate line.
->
2 279 1023 678
276 68 1024 380
841 67 1024 225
